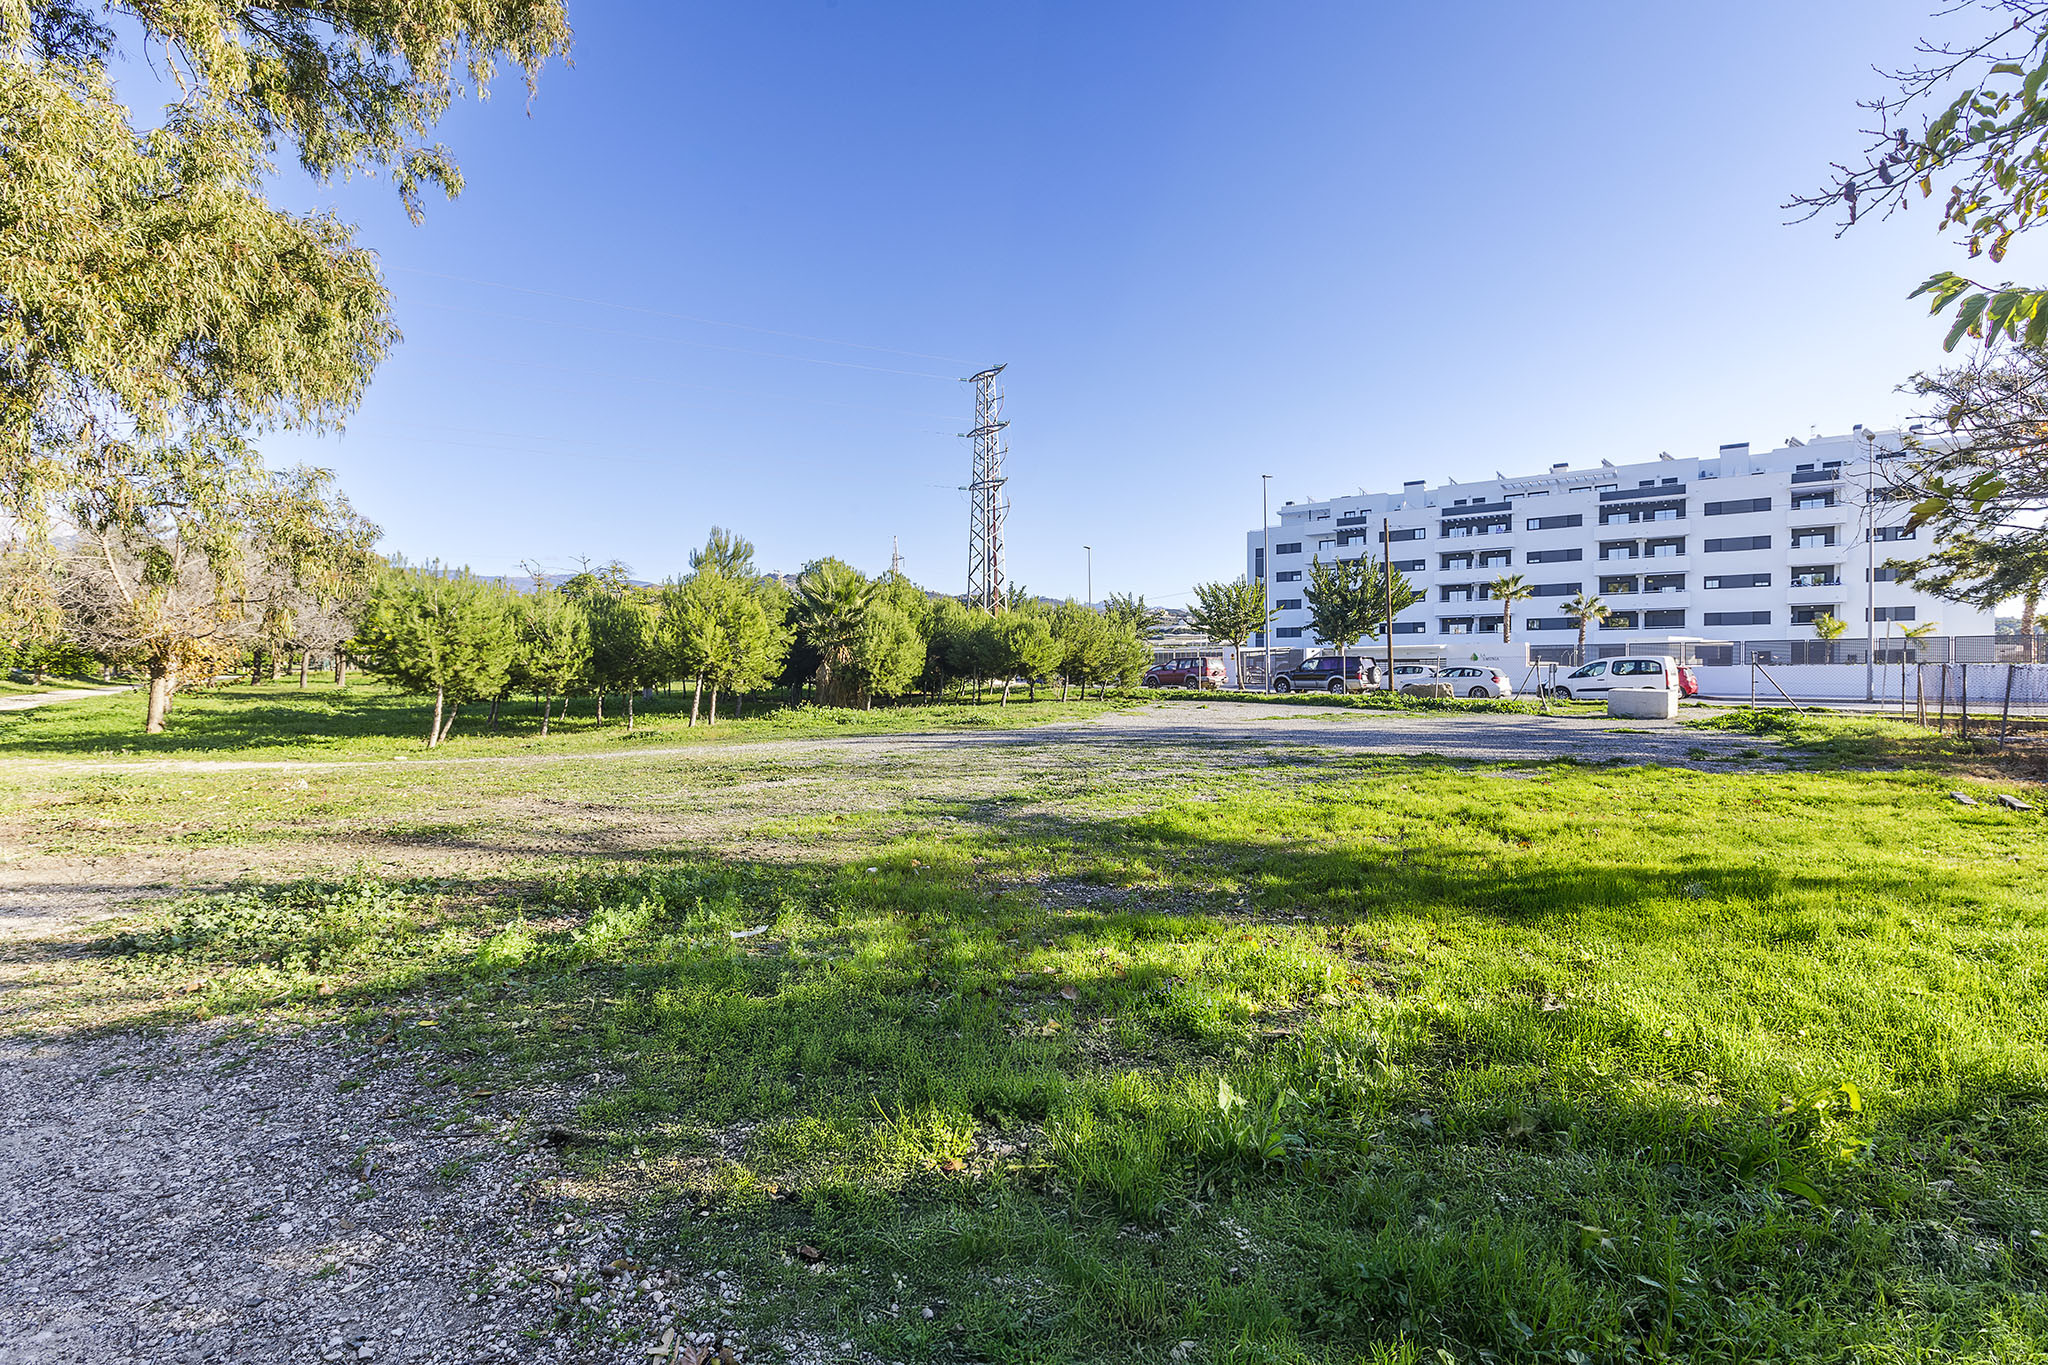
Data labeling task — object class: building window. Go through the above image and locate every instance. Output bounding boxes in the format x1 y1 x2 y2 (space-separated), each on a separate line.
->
1705 535 1771 552
1645 609 1686 629
1478 615 1504 633
1789 567 1839 588
1791 493 1837 510
1600 542 1638 561
1646 538 1684 558
1388 527 1425 542
1867 566 1898 582
1441 553 1474 570
1318 539 1335 551
1275 598 1303 611
1789 605 1838 626
1872 525 1917 542
1274 570 1302 583
1527 514 1584 531
1643 573 1684 593
1601 576 1638 595
1276 626 1304 639
1705 610 1771 627
1440 618 1473 635
1440 585 1476 603
1525 617 1573 631
1868 606 1917 622
1527 547 1583 564
1532 581 1582 597
1603 612 1638 630
1253 548 1264 579
1704 573 1770 589
1391 621 1425 635
1705 497 1772 516
1479 551 1512 568
1789 528 1838 549
1393 559 1425 572
1274 542 1302 556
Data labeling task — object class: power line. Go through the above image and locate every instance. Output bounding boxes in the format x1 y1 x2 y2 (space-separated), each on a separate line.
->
388 265 975 366
406 298 958 380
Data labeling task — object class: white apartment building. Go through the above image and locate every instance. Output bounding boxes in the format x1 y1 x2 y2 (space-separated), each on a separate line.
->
1243 429 1996 661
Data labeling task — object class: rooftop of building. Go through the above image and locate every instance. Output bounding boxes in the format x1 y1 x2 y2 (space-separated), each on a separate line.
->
1266 427 1918 521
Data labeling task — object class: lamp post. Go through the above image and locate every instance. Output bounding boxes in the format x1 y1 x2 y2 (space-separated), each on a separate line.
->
1084 545 1092 608
1260 476 1274 691
1864 428 1878 704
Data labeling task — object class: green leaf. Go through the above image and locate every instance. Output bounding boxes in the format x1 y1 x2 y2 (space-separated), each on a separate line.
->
1776 1173 1826 1208
1946 292 1991 350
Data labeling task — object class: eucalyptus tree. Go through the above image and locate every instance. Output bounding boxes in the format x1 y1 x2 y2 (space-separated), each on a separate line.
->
2 0 570 542
57 429 375 733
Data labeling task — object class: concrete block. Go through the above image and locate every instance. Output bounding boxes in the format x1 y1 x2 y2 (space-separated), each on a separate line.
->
1608 687 1677 720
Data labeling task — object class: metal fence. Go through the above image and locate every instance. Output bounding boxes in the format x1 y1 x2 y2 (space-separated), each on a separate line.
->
1532 633 2045 669
1895 662 2048 739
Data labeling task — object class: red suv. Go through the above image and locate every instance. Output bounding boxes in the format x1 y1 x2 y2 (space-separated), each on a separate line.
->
1143 656 1227 690
1269 655 1377 694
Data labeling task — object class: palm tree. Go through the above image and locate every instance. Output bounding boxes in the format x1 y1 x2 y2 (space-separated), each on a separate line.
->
793 558 878 707
1560 591 1609 663
1810 612 1848 664
1487 573 1535 644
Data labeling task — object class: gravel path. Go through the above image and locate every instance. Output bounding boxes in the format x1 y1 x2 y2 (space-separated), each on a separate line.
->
0 700 1759 774
0 688 129 713
0 1023 835 1365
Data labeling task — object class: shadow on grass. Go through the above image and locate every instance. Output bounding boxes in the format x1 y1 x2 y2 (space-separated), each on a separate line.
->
9 772 2046 1362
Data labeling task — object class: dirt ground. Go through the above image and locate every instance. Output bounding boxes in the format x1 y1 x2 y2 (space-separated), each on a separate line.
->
0 702 1767 1364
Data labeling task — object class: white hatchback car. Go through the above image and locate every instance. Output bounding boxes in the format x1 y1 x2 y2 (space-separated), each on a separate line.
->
1549 655 1679 701
1434 665 1514 699
1378 663 1439 691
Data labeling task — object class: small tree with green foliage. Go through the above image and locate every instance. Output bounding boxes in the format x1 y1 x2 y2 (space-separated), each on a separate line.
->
993 610 1060 704
515 590 590 736
1186 577 1268 685
356 565 516 746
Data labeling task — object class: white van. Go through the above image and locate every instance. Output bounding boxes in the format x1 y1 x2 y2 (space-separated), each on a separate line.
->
1548 655 1679 702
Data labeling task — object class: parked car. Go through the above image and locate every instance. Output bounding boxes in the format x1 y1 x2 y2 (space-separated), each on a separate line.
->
1143 656 1227 690
1377 663 1440 691
1434 665 1514 699
1547 655 1680 702
1676 665 1700 698
1269 655 1377 693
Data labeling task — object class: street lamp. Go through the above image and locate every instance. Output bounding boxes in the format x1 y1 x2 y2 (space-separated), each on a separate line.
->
1260 474 1273 691
1863 428 1878 704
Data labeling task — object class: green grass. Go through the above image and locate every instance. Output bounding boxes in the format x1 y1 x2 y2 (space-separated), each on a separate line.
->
0 679 1140 760
1687 706 2042 775
10 748 2046 1362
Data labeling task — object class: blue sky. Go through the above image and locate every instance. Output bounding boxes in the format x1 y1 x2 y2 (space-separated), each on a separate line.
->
258 1 1993 604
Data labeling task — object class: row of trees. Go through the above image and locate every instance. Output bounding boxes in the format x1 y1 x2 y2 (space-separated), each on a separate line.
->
343 531 1156 745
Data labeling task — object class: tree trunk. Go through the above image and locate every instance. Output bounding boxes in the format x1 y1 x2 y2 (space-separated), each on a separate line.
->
540 697 552 737
709 687 719 726
270 652 284 682
438 701 460 746
144 665 174 734
296 651 309 688
595 692 604 724
488 695 502 732
691 676 703 727
1000 679 1011 706
1061 675 1070 701
428 687 445 747
335 651 347 686
250 650 264 686
626 690 635 731
2023 588 2041 662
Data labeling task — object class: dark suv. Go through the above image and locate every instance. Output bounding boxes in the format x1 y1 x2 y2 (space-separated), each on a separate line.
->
1269 655 1377 693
